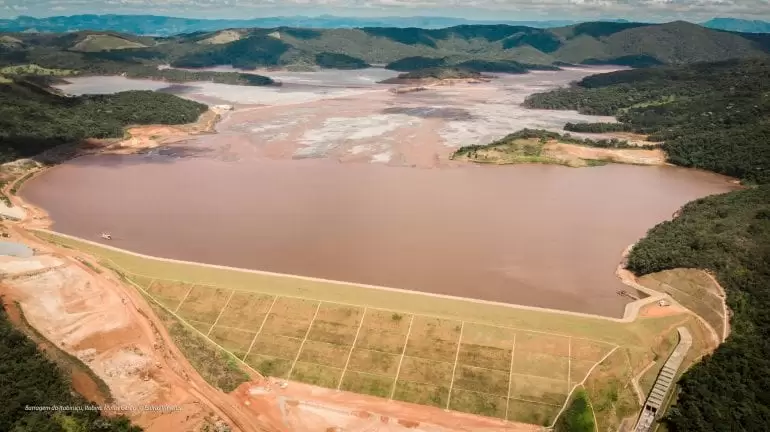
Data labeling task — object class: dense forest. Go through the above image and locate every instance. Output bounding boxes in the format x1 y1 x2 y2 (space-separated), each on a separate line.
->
563 122 635 133
0 302 141 432
523 58 770 429
454 128 657 155
384 56 559 73
2 20 768 77
0 48 275 86
392 67 483 80
0 79 207 163
524 58 770 184
314 52 370 69
627 186 770 430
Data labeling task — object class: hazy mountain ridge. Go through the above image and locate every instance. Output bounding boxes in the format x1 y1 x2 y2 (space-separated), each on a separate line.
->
3 14 769 36
1 20 768 74
703 18 770 34
0 14 583 36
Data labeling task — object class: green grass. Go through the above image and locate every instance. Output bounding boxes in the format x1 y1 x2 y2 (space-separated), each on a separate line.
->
453 364 510 396
290 362 343 388
449 388 507 419
507 400 561 426
340 371 394 398
346 348 400 376
393 380 450 408
638 269 725 340
9 171 35 195
510 374 569 405
0 64 75 76
75 257 102 273
141 292 250 392
72 34 147 52
453 138 560 166
554 387 596 432
245 354 292 378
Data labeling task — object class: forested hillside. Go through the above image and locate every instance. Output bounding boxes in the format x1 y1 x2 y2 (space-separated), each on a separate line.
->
627 186 770 431
0 302 141 431
523 57 770 430
524 58 770 184
0 20 767 77
0 79 207 163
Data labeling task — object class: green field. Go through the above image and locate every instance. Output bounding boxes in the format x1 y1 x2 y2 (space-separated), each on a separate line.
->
35 231 716 428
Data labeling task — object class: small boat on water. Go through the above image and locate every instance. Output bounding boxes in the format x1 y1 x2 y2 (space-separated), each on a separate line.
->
100 232 112 240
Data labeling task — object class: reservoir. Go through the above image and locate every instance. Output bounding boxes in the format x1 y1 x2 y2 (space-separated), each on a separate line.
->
22 69 739 317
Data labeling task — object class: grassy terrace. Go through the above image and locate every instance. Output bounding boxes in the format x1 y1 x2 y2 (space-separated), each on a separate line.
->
35 230 716 429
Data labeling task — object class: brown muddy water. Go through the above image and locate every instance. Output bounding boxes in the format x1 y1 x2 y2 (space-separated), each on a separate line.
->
24 69 739 317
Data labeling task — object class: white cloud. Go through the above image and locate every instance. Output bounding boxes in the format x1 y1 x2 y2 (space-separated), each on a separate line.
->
2 0 769 21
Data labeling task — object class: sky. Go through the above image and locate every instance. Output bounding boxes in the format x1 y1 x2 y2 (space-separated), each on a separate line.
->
1 0 769 22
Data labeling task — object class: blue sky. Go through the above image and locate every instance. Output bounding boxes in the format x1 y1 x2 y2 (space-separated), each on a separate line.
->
2 0 769 22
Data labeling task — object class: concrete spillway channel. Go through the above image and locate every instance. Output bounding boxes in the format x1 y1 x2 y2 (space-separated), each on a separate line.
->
635 327 693 432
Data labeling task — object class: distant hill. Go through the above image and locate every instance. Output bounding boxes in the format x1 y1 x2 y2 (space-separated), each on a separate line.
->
1 21 767 74
0 14 581 36
703 18 770 34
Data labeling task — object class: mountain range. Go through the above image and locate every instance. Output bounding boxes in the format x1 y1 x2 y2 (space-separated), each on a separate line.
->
703 18 770 34
1 14 769 36
1 20 769 77
2 15 624 36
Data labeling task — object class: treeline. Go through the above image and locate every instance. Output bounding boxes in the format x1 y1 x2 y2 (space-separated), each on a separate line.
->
524 58 770 184
454 128 655 156
0 79 207 163
396 67 482 80
169 34 294 69
314 52 370 69
384 56 558 74
627 186 770 430
0 302 142 431
2 48 275 86
564 122 635 133
555 389 595 432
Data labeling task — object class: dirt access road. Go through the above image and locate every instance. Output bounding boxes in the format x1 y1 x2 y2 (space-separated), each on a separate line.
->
1 121 540 432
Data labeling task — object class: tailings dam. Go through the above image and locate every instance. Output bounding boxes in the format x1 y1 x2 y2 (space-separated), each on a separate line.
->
21 68 739 317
